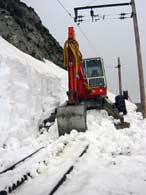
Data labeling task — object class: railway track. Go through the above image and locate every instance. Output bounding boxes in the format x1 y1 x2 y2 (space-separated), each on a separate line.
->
0 132 88 195
0 146 47 195
0 111 57 195
0 147 44 175
48 144 88 195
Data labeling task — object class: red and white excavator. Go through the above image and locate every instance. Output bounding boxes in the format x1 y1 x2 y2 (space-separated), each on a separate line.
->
57 27 130 135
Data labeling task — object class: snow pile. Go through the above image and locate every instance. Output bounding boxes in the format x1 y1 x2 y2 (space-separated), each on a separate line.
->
0 36 67 147
54 105 146 195
9 102 146 195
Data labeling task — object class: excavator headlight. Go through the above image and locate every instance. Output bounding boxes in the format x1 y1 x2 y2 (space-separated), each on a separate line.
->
99 89 103 93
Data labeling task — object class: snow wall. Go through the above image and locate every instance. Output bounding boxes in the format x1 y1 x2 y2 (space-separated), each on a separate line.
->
0 37 67 147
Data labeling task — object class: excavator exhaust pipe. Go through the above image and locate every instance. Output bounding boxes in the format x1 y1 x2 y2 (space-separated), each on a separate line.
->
57 104 87 136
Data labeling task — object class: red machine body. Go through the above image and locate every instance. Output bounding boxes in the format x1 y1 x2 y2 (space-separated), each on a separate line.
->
64 27 107 105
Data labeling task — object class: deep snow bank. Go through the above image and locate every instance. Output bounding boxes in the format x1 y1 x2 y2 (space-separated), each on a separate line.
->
0 37 67 147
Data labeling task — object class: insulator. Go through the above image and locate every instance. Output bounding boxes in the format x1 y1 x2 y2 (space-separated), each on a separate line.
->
90 9 94 17
120 13 126 16
78 15 83 19
103 15 106 20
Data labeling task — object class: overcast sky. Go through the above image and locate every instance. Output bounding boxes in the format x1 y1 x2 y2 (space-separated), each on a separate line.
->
22 0 146 102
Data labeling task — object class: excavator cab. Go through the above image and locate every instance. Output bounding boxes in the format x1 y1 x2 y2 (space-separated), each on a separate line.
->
83 57 107 89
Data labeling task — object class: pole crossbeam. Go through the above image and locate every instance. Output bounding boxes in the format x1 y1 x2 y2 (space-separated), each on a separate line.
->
74 2 131 21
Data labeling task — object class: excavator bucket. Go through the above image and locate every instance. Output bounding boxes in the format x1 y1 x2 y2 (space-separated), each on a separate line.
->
57 104 87 136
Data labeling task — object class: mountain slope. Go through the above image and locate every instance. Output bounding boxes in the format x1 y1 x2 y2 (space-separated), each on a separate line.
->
0 0 63 67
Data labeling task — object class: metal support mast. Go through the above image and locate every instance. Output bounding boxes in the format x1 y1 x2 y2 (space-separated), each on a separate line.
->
131 0 146 118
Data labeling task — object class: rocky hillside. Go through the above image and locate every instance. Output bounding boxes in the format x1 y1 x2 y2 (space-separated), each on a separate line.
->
0 0 63 67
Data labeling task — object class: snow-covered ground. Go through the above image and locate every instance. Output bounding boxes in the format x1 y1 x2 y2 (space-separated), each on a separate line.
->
55 107 146 195
0 37 146 195
11 107 146 195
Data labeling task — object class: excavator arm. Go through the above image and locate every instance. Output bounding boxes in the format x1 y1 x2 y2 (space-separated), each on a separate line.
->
57 27 88 135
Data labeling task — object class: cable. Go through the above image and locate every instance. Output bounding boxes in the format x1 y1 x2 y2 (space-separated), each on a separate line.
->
76 12 132 23
56 0 98 55
77 25 98 55
56 0 73 19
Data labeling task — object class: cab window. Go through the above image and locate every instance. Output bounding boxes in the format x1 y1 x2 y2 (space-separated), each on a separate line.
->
86 59 103 78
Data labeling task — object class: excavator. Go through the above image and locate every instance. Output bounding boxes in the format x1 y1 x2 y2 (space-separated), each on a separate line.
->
57 27 130 136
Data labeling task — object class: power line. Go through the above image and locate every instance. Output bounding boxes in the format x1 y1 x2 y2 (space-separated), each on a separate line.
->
76 12 132 24
77 25 98 55
56 0 73 18
55 0 98 55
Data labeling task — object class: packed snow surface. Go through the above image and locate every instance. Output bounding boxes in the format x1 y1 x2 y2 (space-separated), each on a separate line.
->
0 37 146 195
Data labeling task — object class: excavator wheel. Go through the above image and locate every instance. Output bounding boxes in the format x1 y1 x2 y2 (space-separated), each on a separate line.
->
57 104 87 136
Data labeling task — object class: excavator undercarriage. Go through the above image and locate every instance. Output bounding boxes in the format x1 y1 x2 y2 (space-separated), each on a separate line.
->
57 96 130 136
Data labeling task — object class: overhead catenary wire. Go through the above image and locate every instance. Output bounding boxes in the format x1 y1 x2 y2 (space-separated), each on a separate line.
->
56 0 73 18
81 12 131 18
76 12 132 24
77 25 98 54
55 0 98 55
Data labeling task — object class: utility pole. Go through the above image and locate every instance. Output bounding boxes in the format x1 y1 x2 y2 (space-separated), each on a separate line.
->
131 0 146 118
116 57 122 96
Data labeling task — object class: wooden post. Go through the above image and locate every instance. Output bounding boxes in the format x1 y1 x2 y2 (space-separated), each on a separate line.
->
116 57 123 95
131 0 146 118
